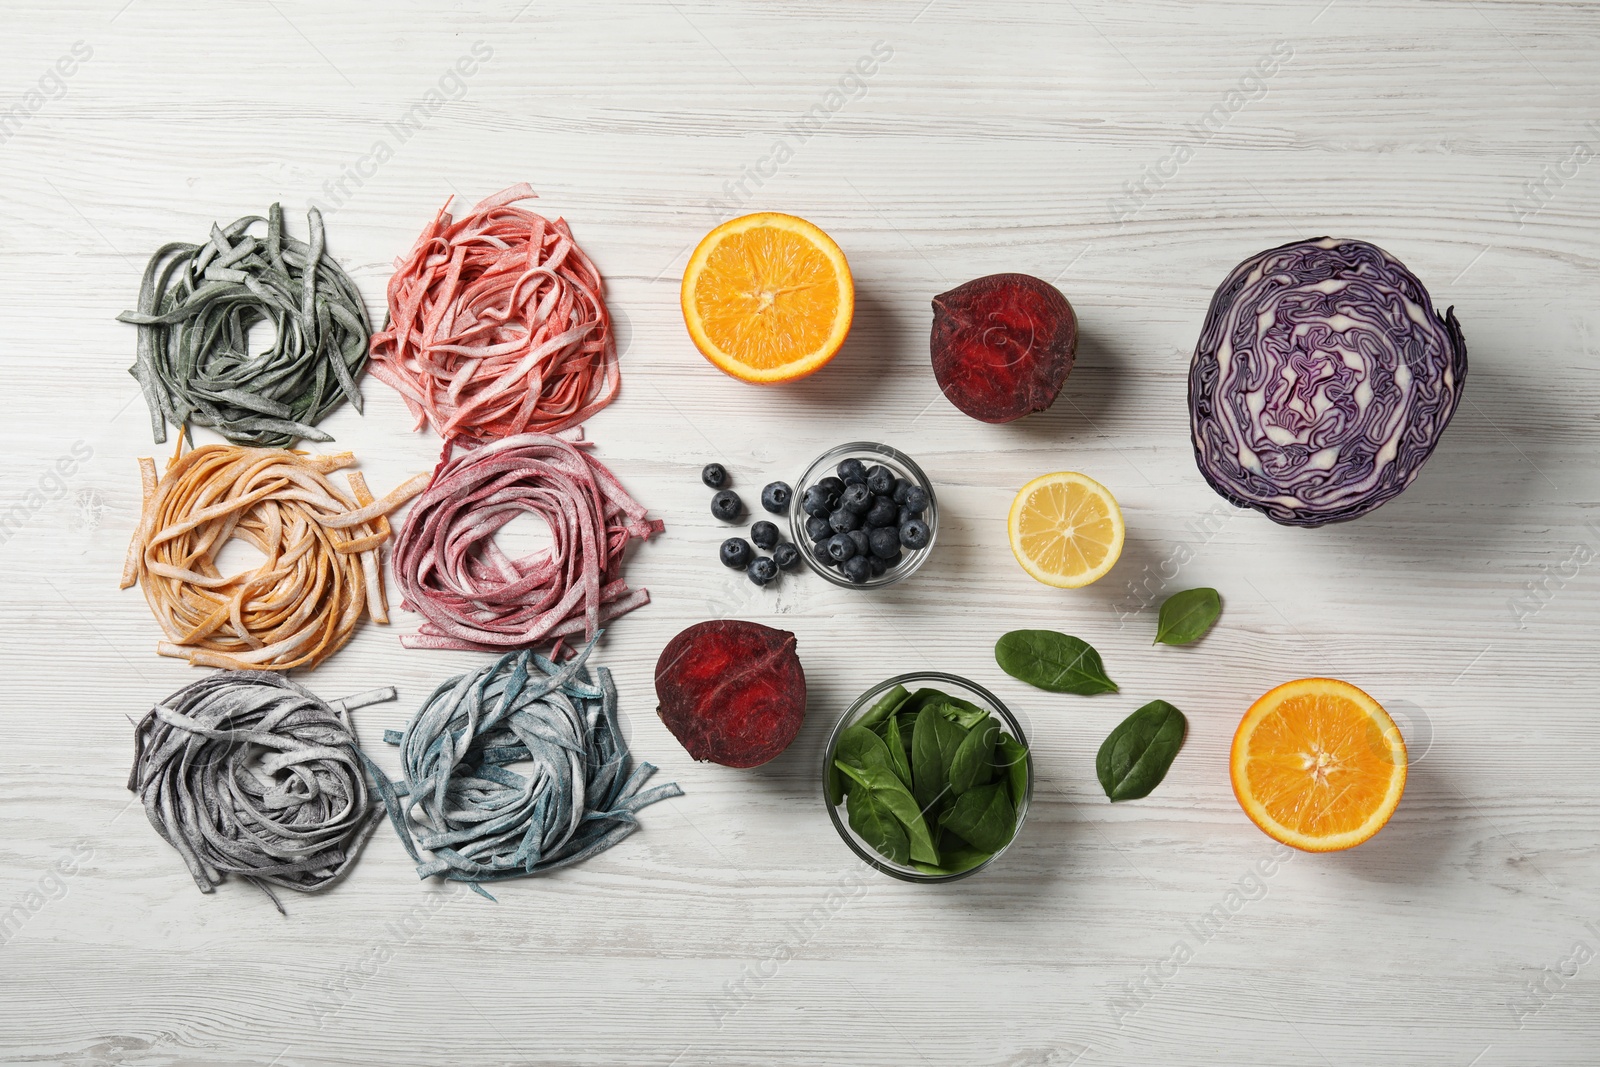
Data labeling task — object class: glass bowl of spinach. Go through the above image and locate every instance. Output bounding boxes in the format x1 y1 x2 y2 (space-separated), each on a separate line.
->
825 672 1031 882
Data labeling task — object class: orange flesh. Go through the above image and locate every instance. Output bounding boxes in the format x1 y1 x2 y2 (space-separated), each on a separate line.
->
692 225 842 370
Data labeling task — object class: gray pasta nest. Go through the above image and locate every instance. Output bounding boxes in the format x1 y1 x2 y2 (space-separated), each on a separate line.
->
119 203 371 447
129 672 396 912
364 638 682 894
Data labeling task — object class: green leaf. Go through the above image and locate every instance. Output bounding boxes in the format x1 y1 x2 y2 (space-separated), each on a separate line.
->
834 761 937 864
949 717 998 795
911 705 966 812
827 761 845 806
994 630 1118 694
834 724 898 779
1155 588 1222 646
847 787 908 864
939 782 1017 853
1096 699 1188 802
996 732 1030 809
856 684 911 730
883 713 913 789
910 845 993 877
935 701 989 730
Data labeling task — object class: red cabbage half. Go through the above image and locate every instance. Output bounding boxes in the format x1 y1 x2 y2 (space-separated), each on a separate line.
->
1188 237 1467 527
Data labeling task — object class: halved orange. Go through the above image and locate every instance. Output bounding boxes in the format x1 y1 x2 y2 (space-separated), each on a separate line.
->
680 212 853 383
1230 678 1407 852
1006 471 1124 588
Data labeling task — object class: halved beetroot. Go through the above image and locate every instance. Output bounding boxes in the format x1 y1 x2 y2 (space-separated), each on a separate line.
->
930 273 1077 423
655 620 806 768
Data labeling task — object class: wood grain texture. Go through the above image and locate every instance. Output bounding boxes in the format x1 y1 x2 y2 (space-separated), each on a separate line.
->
2 0 1598 1063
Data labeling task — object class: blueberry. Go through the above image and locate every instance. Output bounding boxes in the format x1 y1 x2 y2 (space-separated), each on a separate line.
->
902 485 930 513
817 476 846 500
865 465 895 495
869 526 901 559
761 481 793 514
750 520 779 550
848 529 870 558
747 556 778 586
900 518 931 550
720 537 752 569
841 483 872 514
824 532 857 562
711 489 743 522
702 463 728 489
878 546 903 569
773 542 800 570
800 485 833 518
805 515 833 543
865 497 898 529
837 458 868 484
892 478 911 505
867 554 889 577
828 506 862 533
841 555 871 584
812 538 835 564
897 506 922 527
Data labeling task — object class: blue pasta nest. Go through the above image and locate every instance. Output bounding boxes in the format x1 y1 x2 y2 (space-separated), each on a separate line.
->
364 638 681 895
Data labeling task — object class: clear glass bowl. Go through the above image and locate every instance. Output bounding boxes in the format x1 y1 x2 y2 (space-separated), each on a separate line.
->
824 671 1032 884
788 442 937 589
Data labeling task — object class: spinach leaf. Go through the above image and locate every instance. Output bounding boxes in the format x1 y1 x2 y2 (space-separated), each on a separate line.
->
939 782 1017 853
827 762 845 806
884 713 913 789
995 732 1030 809
936 701 989 730
949 717 998 795
834 724 898 779
1155 588 1221 645
847 787 908 864
1096 699 1187 802
857 684 911 730
994 630 1118 694
911 845 993 877
834 761 937 863
911 705 967 812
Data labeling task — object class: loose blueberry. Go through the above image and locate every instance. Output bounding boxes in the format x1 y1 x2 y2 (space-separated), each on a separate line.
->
800 485 833 518
824 532 857 563
761 481 793 514
892 478 911 505
841 555 871 584
773 542 800 570
747 556 778 586
837 458 868 485
867 554 889 578
869 526 901 559
702 463 728 489
750 520 779 550
817 476 846 500
828 506 862 534
841 483 873 514
848 529 870 559
902 485 930 513
865 497 898 529
711 489 743 522
900 518 931 550
805 515 833 543
865 465 895 495
720 537 752 569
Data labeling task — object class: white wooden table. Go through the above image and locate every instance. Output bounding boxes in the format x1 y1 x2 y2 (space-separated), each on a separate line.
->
2 2 1597 1063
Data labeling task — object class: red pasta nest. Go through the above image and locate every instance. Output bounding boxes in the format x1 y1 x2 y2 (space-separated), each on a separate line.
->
369 184 619 440
392 432 663 652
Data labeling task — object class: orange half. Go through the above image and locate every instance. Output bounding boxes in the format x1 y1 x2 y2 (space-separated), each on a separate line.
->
681 212 853 383
1230 678 1407 852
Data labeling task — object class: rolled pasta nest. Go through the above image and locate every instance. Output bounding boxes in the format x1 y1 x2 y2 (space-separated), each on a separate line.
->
122 443 428 670
129 673 398 912
364 639 681 891
368 183 620 441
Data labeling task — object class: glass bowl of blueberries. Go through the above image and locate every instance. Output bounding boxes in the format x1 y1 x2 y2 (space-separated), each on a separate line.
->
790 442 936 588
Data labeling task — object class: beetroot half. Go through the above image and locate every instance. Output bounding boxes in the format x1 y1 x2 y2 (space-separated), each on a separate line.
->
930 273 1078 423
654 620 806 768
